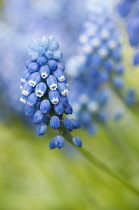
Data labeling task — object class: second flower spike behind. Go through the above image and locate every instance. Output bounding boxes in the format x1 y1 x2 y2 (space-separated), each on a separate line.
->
20 35 82 149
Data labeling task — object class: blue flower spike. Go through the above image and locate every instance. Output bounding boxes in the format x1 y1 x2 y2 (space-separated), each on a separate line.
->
20 36 82 149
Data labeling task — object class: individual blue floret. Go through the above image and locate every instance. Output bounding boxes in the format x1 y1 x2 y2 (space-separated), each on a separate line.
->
40 99 51 113
49 136 64 149
53 69 65 82
26 93 38 106
20 94 27 104
60 95 69 106
27 62 39 73
70 119 81 129
36 123 47 136
57 62 65 71
35 82 47 97
58 82 69 96
63 118 73 130
48 60 57 71
37 56 47 66
22 82 34 96
29 72 41 87
48 90 60 104
54 102 64 115
46 75 58 91
50 116 60 129
72 137 82 147
64 104 73 114
25 104 36 116
21 70 31 83
33 110 44 123
40 65 50 79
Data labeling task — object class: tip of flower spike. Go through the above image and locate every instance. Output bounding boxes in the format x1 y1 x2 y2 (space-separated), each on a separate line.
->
27 36 62 61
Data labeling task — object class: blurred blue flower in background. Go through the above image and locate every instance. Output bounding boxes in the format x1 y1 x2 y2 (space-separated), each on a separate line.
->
66 11 124 134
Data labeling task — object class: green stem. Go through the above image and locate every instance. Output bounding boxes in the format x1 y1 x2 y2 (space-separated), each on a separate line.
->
58 124 139 197
76 146 139 197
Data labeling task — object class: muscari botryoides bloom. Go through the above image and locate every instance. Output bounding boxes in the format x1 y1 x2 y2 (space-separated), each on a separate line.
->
20 36 82 149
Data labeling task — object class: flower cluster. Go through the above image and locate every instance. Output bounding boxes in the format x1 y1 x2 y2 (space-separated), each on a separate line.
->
116 0 139 66
20 36 82 149
66 12 124 134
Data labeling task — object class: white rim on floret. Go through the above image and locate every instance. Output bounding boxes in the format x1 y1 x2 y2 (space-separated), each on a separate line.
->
22 90 30 96
61 89 69 96
21 78 26 83
50 84 58 91
29 80 36 87
41 72 48 79
58 76 65 82
35 90 45 97
51 98 59 104
20 97 26 104
27 101 33 106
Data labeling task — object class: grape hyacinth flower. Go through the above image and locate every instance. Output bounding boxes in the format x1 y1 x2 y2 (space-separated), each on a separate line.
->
20 36 82 149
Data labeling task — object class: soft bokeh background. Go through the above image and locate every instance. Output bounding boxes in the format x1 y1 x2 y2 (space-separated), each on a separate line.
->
1 0 139 209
